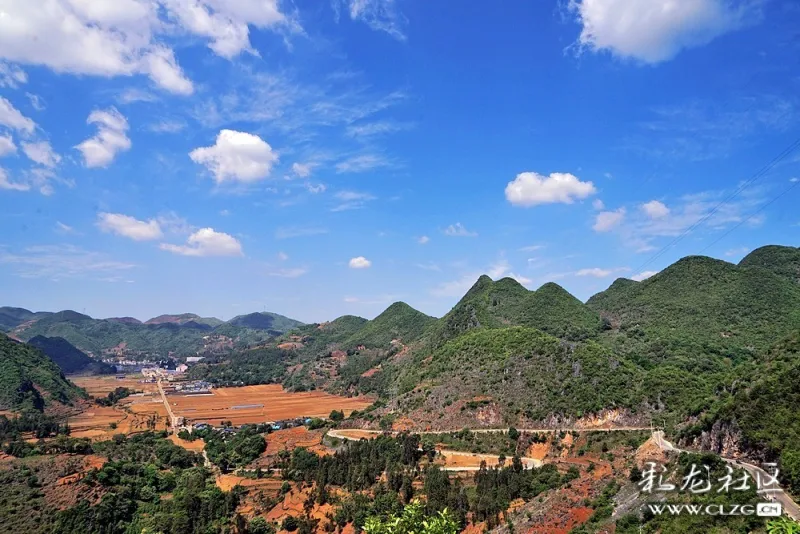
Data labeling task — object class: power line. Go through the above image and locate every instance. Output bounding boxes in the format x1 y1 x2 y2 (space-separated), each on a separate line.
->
633 136 800 275
698 179 800 256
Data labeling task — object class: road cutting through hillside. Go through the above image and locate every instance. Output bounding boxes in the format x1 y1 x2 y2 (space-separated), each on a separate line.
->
653 431 800 521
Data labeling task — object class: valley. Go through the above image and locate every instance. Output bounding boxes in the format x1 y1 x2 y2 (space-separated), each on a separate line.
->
0 245 798 533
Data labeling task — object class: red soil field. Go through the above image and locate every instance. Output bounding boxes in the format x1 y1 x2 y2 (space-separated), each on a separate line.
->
168 384 372 426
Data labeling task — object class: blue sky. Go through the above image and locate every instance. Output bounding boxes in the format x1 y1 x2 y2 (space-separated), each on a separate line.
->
0 0 798 323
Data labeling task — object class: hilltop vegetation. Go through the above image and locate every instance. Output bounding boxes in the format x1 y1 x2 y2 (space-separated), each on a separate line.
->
0 334 85 411
588 253 800 367
1 307 304 357
424 276 603 349
388 326 643 423
0 307 51 331
344 302 436 349
738 244 800 284
681 330 800 494
26 335 114 375
226 311 304 333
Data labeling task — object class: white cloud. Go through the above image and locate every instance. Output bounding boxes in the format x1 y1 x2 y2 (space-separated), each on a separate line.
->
725 246 750 257
790 177 799 183
0 62 27 87
75 108 131 168
25 93 44 111
418 235 430 244
148 120 186 133
335 154 389 173
0 135 16 157
304 182 327 194
55 221 76 234
160 228 243 257
346 120 411 137
641 200 670 219
277 252 289 261
0 244 136 280
443 223 477 237
518 244 545 252
334 0 407 40
22 141 61 168
632 270 659 281
593 208 626 232
432 260 531 297
266 267 307 278
505 171 596 207
348 256 372 269
190 129 278 184
592 199 605 210
569 0 751 63
415 261 440 271
118 88 158 104
292 162 314 178
0 96 36 134
97 212 163 241
0 168 30 191
0 1 300 95
575 267 629 278
332 190 376 212
275 226 328 239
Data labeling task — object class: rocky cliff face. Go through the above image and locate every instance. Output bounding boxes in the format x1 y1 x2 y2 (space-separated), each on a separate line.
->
683 419 745 459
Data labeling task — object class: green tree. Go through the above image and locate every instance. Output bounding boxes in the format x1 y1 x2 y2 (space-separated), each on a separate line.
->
363 500 458 534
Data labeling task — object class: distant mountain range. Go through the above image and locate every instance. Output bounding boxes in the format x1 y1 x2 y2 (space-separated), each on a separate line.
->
0 308 304 357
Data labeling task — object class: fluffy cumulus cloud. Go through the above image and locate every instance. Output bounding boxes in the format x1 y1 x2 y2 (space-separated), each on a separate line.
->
641 200 670 218
443 223 477 237
348 256 372 269
505 172 596 207
593 208 626 232
0 0 297 94
97 212 163 241
0 96 36 134
190 130 278 184
569 0 751 64
160 228 243 257
76 108 131 168
22 141 61 168
418 235 430 244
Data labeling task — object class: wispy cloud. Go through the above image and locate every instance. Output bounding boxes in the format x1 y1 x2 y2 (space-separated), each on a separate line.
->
333 0 408 41
335 154 390 173
331 190 376 211
346 120 413 138
266 267 308 278
443 223 477 237
0 244 136 280
275 226 329 239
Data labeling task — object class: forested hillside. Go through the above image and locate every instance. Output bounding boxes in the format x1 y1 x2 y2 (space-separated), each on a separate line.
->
0 307 304 357
26 336 114 375
587 251 800 368
0 334 85 411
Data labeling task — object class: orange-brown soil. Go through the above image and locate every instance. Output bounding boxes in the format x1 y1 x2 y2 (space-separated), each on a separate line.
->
169 384 373 426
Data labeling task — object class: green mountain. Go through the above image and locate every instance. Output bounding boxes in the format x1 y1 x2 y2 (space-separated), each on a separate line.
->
680 331 800 494
226 312 304 333
3 308 304 357
0 307 51 331
0 334 85 411
587 252 800 365
389 326 644 425
26 335 115 375
288 315 369 355
344 302 436 348
144 313 224 328
738 244 800 284
425 275 602 348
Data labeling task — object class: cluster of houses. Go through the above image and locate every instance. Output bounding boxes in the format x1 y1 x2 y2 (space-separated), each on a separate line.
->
187 417 314 434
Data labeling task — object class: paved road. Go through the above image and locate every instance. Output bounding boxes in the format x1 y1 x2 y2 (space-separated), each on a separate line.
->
653 431 800 521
